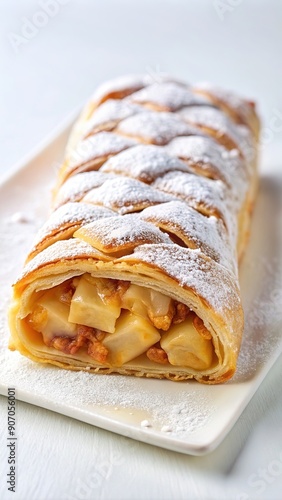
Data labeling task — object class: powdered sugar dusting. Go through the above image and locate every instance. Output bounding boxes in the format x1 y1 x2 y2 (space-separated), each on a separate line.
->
140 419 151 428
101 144 190 183
82 176 176 214
30 203 114 255
1 210 46 283
193 82 255 129
9 212 33 224
54 171 116 208
0 350 214 436
77 214 172 250
129 82 210 111
67 131 136 171
166 135 248 202
234 258 282 381
83 99 143 137
117 111 203 145
91 73 186 106
91 74 147 105
19 239 104 282
140 201 236 273
179 106 255 162
153 171 231 227
123 244 241 319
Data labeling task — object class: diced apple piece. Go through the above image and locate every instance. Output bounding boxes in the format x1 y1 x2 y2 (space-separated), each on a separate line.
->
69 276 121 333
35 289 77 344
121 284 149 317
102 311 161 366
149 290 171 317
83 275 120 306
160 316 213 370
121 284 172 326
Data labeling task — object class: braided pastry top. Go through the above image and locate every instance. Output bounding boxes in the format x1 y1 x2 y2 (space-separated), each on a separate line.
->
26 74 258 281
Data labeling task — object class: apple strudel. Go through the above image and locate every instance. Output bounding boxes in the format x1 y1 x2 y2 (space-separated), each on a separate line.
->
8 74 260 383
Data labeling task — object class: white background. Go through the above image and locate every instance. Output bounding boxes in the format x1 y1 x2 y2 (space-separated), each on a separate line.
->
0 1 282 499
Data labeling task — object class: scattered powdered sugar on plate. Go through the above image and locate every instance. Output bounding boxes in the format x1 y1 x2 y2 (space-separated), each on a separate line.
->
0 347 214 436
161 425 172 433
234 257 282 381
232 177 282 381
0 201 47 279
141 420 151 428
9 211 33 224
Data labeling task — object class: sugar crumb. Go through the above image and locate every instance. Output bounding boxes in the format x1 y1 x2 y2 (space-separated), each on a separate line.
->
140 420 151 428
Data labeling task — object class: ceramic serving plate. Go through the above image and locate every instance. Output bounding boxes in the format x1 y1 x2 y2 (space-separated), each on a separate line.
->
0 114 281 455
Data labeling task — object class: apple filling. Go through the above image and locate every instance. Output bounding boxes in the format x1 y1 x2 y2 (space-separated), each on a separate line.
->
27 275 214 370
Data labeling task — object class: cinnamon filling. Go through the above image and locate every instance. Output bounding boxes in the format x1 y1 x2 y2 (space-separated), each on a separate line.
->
27 275 214 370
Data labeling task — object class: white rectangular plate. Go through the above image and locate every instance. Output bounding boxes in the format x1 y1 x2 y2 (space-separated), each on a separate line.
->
0 115 281 456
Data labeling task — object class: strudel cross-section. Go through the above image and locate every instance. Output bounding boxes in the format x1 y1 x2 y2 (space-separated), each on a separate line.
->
9 74 260 383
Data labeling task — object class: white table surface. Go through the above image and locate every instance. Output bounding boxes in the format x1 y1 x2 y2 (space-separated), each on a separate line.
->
0 1 282 499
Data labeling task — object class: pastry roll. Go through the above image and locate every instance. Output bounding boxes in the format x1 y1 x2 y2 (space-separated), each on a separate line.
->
9 74 260 383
